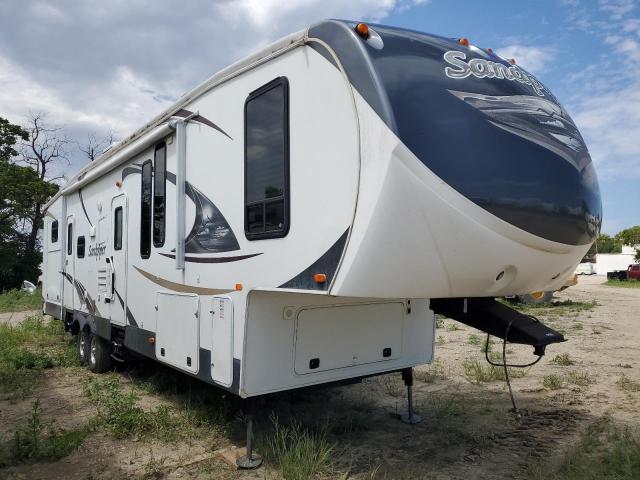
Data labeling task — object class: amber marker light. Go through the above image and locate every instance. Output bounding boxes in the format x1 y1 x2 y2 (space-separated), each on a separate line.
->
509 58 516 64
235 283 243 291
355 23 370 39
115 180 122 188
313 273 327 284
458 37 469 46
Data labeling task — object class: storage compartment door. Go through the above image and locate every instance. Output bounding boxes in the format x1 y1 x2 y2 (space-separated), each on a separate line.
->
210 296 233 387
155 292 200 374
294 302 404 375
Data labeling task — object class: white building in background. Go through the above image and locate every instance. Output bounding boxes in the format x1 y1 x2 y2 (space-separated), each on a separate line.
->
595 245 639 275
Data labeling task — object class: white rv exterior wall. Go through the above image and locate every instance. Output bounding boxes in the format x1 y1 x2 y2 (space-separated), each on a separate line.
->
596 253 636 275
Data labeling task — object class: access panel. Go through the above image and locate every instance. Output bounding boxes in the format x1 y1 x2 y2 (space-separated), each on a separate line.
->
155 292 200 374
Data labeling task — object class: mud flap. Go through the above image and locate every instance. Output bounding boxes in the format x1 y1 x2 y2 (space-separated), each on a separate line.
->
430 298 565 354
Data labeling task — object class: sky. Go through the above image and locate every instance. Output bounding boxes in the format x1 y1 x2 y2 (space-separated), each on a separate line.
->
0 0 637 234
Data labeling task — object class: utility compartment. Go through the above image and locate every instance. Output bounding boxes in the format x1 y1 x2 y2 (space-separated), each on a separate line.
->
155 292 200 374
294 302 404 375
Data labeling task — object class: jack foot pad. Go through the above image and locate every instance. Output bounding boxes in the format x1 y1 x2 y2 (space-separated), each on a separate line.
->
236 454 263 469
401 412 423 425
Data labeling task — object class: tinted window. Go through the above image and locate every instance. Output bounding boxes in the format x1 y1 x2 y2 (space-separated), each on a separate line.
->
67 223 73 255
140 160 152 258
77 236 85 258
245 77 289 239
114 207 123 251
51 220 58 243
153 142 166 247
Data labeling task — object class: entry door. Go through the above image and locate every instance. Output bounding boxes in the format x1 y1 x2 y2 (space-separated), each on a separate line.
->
63 215 75 312
110 195 128 326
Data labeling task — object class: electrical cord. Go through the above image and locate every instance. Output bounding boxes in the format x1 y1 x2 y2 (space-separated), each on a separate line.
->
484 317 544 417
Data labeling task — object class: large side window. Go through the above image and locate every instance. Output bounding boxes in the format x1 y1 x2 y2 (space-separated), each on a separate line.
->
51 220 58 243
140 160 152 258
114 207 123 251
67 223 73 255
153 142 166 247
244 77 289 239
77 236 85 258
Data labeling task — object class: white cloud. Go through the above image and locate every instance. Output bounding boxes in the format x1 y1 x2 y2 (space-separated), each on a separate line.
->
0 0 430 173
495 45 556 75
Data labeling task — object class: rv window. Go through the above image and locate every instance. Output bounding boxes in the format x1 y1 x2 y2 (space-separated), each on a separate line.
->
77 236 85 258
114 207 123 251
140 160 152 258
153 142 166 247
51 220 58 243
67 223 73 255
244 77 290 239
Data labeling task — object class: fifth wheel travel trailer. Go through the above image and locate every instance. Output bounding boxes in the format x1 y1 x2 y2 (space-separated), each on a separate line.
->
42 20 601 467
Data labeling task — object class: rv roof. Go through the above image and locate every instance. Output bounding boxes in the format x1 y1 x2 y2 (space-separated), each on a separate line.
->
46 26 308 209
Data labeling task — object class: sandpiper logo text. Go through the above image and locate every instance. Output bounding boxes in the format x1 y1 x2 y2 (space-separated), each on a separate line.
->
88 242 107 258
443 50 545 97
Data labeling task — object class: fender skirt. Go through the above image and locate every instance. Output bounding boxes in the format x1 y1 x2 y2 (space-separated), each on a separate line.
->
430 298 565 355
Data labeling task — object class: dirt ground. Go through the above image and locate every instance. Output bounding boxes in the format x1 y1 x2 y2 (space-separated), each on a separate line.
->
1 275 638 479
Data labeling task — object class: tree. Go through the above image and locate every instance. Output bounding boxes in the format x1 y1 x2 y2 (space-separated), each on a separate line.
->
78 131 115 162
18 113 69 259
595 233 622 254
615 226 640 247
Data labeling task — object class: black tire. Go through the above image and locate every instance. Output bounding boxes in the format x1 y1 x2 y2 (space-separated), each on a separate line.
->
77 329 90 366
89 334 112 373
517 291 553 305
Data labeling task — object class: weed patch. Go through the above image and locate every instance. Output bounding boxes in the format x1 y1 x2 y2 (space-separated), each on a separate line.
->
259 415 334 480
0 288 43 313
566 371 595 387
0 400 85 466
551 353 574 366
605 279 640 288
616 374 640 393
462 359 525 384
543 374 563 390
527 417 640 480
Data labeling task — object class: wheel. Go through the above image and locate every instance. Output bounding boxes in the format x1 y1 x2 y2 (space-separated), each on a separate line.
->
77 329 90 366
517 291 553 305
89 334 112 373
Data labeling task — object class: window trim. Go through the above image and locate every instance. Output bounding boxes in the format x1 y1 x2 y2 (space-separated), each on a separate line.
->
77 236 86 258
114 206 123 251
153 141 167 248
140 159 152 259
67 222 73 255
244 76 290 241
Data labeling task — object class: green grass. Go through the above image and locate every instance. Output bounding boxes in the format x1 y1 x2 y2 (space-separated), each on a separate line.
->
445 322 460 332
0 288 43 313
543 374 563 390
566 371 595 387
0 315 78 401
258 414 334 480
551 353 574 366
435 315 445 329
82 375 184 440
462 359 526 384
507 299 599 315
605 279 640 288
528 417 640 480
467 334 481 346
0 399 85 466
414 361 448 383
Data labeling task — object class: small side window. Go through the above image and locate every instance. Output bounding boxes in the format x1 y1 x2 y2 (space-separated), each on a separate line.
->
153 142 166 248
140 160 152 258
51 220 58 243
67 223 73 255
114 207 123 251
77 236 85 258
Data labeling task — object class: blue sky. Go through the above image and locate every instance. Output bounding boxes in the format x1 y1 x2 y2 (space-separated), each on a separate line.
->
0 0 637 234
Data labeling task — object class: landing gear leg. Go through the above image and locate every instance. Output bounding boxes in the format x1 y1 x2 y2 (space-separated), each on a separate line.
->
400 368 423 425
236 399 263 469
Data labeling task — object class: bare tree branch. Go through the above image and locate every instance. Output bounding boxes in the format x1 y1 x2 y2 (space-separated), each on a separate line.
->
78 130 116 162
